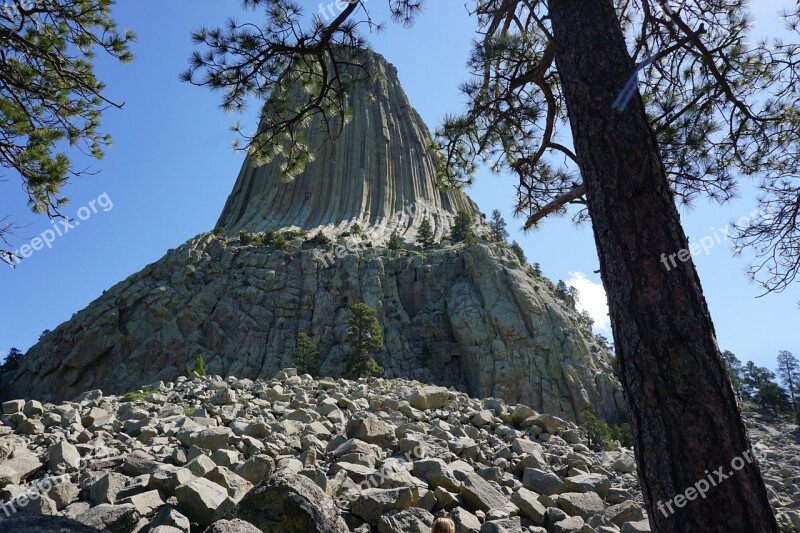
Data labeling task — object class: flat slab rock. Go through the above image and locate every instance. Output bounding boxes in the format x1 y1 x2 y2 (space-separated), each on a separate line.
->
0 510 101 532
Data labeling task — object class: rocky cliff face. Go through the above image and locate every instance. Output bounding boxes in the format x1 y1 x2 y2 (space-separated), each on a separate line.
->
216 51 477 245
1 50 623 422
3 235 621 421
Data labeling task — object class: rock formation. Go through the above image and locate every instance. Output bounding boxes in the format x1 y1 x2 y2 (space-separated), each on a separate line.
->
1 50 622 422
216 51 477 244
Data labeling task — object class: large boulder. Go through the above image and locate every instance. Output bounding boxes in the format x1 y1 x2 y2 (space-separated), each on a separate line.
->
0 510 100 532
225 474 348 532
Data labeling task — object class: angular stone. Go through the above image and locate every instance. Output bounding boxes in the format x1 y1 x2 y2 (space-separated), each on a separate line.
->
148 465 194 496
605 500 645 526
557 492 606 518
479 517 521 532
190 428 233 452
346 416 395 447
458 472 508 513
377 508 434 533
450 507 482 533
407 386 452 411
413 458 460 492
76 503 140 532
227 474 348 532
204 519 262 532
622 520 652 533
234 455 274 485
351 487 417 525
510 487 546 525
563 473 611 498
523 468 565 496
150 505 191 533
1 400 24 415
175 477 234 528
205 466 254 502
118 489 165 517
90 472 129 505
47 441 81 473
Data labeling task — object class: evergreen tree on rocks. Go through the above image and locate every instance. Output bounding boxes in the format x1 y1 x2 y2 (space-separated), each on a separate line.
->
417 217 435 248
345 303 384 378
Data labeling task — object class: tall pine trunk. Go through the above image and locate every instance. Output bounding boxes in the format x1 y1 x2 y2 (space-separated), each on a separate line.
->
547 0 779 530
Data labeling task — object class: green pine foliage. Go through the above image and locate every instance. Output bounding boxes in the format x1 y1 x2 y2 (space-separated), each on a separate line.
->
489 209 509 242
417 218 435 248
450 209 477 244
184 356 206 378
345 303 384 378
293 332 320 377
0 347 24 374
309 231 332 245
388 233 403 250
580 410 611 451
510 241 526 264
0 1 135 264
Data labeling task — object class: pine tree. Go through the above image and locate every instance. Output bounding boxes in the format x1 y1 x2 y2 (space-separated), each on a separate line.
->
489 209 509 242
417 218 435 248
777 350 799 415
345 303 384 378
0 1 135 265
509 241 526 265
293 332 320 377
450 209 476 244
722 350 745 402
0 347 23 373
388 233 403 250
742 361 775 403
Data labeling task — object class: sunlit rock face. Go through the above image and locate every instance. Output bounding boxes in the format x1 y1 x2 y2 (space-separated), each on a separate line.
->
1 51 623 421
216 51 476 244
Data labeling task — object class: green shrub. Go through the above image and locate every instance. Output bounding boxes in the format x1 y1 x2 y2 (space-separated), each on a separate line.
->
580 410 611 451
351 223 362 235
611 422 633 448
262 228 286 246
281 229 308 241
121 391 148 402
184 356 206 378
239 231 262 246
510 241 526 264
309 232 332 245
293 332 320 377
212 226 225 236
348 357 384 378
388 233 403 250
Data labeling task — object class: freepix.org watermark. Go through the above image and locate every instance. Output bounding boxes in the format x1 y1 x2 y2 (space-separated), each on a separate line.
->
656 448 756 518
318 0 367 22
6 192 114 267
659 206 765 271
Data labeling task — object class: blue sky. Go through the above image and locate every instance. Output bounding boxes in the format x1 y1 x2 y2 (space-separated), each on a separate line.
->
0 0 796 372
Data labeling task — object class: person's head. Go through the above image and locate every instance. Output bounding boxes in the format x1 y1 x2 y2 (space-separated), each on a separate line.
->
432 517 455 533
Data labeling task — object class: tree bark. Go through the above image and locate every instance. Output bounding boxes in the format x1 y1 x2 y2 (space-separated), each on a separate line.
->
547 0 779 530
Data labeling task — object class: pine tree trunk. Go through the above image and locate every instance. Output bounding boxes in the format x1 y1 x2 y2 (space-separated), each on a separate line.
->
547 0 779 530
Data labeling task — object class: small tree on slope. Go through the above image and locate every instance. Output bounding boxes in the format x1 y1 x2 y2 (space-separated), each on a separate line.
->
345 303 384 378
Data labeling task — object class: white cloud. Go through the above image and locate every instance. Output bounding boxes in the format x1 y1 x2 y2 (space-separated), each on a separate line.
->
566 271 610 333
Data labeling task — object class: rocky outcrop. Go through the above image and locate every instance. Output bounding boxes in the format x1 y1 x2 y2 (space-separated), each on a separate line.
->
216 50 478 245
2 49 622 422
3 235 622 421
1 373 798 533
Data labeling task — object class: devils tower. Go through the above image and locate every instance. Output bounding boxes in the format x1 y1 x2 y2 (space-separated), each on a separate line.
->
1 51 622 421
